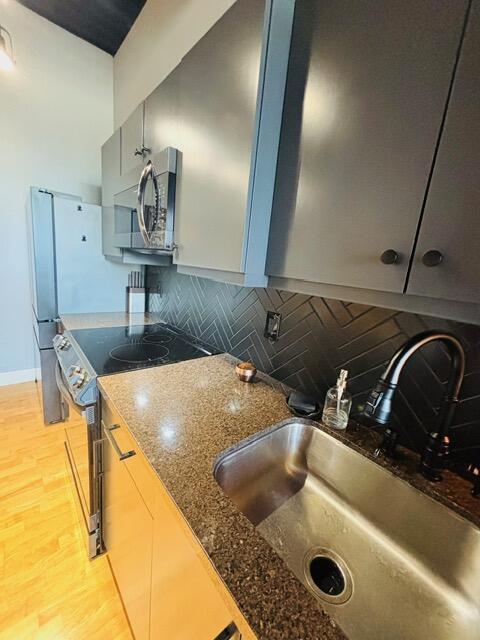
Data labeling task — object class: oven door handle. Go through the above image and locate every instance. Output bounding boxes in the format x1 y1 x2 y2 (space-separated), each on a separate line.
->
55 361 81 415
102 421 136 461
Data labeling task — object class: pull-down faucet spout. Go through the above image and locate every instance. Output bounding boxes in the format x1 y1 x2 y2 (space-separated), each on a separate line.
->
363 330 465 481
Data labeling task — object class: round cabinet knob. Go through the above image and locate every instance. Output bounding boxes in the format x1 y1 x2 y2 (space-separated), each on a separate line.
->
380 249 399 265
422 250 443 267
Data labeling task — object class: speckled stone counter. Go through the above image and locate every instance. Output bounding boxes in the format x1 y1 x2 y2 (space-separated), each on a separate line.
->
61 311 155 331
99 354 347 640
98 354 480 640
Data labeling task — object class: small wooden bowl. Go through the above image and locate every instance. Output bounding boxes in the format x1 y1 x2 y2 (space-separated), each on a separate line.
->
235 361 257 382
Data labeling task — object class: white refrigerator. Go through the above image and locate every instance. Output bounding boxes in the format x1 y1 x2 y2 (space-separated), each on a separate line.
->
28 187 132 423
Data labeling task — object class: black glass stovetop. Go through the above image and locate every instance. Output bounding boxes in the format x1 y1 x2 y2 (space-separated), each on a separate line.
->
70 323 217 376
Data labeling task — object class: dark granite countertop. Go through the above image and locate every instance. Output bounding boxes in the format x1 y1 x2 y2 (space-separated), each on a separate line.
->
98 353 480 639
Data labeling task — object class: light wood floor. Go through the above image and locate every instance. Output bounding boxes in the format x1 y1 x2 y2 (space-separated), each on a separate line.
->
0 381 132 640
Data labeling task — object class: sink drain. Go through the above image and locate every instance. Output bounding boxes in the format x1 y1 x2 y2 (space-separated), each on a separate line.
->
304 547 353 604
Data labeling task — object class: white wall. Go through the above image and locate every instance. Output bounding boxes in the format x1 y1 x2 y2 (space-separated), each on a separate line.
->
0 1 113 379
113 0 236 127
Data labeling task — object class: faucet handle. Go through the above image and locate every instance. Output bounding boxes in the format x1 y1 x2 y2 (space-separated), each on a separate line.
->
420 432 451 482
467 464 480 498
374 427 400 459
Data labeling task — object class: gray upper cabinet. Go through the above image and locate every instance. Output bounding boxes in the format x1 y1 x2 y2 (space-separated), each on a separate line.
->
101 129 122 258
144 67 180 160
121 102 145 176
100 0 294 283
174 0 265 273
267 0 469 294
407 1 480 304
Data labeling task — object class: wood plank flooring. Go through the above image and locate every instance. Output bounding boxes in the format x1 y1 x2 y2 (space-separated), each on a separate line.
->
0 381 131 639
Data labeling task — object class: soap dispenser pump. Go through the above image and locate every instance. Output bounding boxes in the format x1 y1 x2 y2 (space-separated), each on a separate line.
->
322 369 351 430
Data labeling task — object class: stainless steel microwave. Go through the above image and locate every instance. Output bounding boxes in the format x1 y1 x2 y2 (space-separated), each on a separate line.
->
114 147 177 253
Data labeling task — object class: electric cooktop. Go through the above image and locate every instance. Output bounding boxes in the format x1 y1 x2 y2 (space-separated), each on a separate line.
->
69 323 217 376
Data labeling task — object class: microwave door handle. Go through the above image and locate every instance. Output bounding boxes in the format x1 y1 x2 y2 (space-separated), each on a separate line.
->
137 161 159 246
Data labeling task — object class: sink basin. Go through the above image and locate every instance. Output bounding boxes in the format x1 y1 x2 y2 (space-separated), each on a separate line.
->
213 418 480 639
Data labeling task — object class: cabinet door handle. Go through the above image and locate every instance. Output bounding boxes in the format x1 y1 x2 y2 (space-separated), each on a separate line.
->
134 146 151 157
214 622 241 639
380 249 399 265
422 249 443 267
102 421 136 461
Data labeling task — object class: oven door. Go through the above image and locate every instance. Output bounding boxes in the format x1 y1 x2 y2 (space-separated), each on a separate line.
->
55 362 102 558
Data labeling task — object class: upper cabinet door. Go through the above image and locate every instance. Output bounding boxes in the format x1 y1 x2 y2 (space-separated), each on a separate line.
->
267 0 468 293
144 67 180 159
174 0 264 272
407 2 480 304
101 129 122 258
121 102 145 176
101 130 120 206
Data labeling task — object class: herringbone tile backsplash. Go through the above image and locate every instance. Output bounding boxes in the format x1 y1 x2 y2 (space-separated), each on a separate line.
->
147 267 480 465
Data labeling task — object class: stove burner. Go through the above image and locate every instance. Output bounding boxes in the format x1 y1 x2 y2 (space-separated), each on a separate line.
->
143 332 174 345
109 343 169 364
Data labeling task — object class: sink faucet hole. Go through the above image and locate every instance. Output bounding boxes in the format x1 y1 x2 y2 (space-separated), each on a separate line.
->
310 556 345 596
304 547 353 604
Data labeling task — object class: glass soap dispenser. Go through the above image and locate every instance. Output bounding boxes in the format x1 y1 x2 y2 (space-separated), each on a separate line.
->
322 369 352 430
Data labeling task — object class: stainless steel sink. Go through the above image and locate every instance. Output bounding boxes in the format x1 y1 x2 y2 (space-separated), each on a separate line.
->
213 418 480 640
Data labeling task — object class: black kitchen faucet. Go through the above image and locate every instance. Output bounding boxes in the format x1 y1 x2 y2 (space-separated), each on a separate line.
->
363 330 465 482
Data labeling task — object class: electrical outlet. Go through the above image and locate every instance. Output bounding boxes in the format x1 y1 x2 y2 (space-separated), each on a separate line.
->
264 311 282 342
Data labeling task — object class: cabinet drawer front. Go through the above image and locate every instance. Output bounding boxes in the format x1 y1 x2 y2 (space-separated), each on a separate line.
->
101 397 157 514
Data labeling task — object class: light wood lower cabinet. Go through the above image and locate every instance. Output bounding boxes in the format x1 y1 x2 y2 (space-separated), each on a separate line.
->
150 479 232 639
103 422 153 640
101 398 255 640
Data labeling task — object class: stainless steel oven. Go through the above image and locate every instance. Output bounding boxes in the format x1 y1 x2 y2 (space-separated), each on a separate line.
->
114 146 177 253
54 337 102 559
53 320 217 560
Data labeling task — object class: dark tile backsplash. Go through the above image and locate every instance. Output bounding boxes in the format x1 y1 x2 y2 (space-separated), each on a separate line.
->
147 267 480 466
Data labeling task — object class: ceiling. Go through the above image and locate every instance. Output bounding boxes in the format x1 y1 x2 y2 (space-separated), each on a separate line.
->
17 0 146 55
